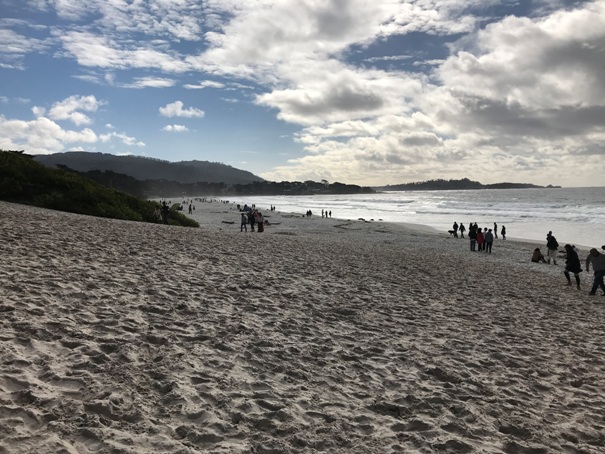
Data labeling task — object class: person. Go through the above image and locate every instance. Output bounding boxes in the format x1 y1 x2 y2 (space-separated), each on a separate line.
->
248 211 255 232
160 201 169 225
501 225 506 240
476 227 485 252
188 203 193 215
257 211 264 232
546 231 559 264
459 223 465 238
452 222 459 238
563 244 582 290
494 222 498 239
484 229 494 253
468 223 477 251
585 248 605 296
240 213 248 232
531 248 547 263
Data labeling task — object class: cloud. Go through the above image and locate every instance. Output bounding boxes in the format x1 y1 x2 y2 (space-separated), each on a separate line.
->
123 77 176 88
99 131 145 147
42 95 105 126
6 0 605 187
0 93 144 154
0 28 50 69
159 101 204 118
162 124 189 132
183 80 225 89
57 31 190 72
0 115 98 154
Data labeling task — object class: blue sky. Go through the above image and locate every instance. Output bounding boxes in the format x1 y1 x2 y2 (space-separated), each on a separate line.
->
1 0 603 187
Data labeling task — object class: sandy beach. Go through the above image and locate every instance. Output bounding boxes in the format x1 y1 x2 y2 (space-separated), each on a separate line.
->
1 199 604 454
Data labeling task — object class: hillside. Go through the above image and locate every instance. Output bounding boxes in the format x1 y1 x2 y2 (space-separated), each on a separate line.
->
34 152 264 185
0 150 198 227
375 178 559 191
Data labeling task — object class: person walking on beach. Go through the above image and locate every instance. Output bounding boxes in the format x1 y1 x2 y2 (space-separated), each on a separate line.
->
494 222 498 239
585 248 605 296
563 244 583 289
452 222 459 238
546 231 559 264
459 223 465 238
485 229 494 253
501 225 506 240
240 213 248 232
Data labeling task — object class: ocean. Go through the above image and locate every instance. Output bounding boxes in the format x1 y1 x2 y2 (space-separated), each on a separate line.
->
228 187 605 250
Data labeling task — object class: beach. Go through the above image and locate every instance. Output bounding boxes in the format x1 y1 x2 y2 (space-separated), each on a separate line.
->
1 200 605 453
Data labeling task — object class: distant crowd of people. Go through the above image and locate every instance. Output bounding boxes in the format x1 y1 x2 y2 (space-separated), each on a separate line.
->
451 221 604 296
450 221 505 254
304 209 332 218
238 204 268 232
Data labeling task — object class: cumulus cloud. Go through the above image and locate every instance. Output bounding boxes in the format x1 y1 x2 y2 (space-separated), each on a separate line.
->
0 115 97 154
0 93 144 154
159 101 204 118
6 0 605 186
162 124 189 132
43 95 105 126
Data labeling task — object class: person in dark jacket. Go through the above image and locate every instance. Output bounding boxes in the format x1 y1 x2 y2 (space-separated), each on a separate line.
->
531 248 547 263
563 244 582 289
546 231 559 264
468 223 477 251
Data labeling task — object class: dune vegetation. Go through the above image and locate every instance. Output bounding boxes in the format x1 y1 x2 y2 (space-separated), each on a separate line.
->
0 150 198 227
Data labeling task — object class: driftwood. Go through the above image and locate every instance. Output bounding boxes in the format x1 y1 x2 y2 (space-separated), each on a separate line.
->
221 220 235 224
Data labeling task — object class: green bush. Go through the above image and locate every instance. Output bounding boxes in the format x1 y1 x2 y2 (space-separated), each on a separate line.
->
0 150 199 228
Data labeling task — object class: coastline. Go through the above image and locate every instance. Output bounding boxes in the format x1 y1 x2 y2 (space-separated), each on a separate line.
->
2 200 604 453
183 198 597 253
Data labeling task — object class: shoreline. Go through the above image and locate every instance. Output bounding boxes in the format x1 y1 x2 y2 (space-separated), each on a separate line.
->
2 200 604 453
179 198 598 254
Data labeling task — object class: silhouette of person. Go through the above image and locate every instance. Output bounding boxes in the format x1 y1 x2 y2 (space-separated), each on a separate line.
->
563 244 582 289
160 201 169 224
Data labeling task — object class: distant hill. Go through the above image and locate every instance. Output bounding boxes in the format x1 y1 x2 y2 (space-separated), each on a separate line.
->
34 152 264 185
375 178 560 191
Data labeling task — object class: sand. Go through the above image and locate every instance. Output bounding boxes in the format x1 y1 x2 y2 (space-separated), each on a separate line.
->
1 199 604 454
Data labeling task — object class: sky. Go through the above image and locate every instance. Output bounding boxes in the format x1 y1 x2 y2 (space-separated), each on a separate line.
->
1 0 604 187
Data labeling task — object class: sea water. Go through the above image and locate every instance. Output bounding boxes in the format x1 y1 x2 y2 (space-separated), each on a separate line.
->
230 187 605 249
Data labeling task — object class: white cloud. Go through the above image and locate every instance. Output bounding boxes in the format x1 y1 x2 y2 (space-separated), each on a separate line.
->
162 124 189 132
159 101 204 118
57 31 190 72
123 77 176 88
43 95 104 126
7 0 605 186
0 114 98 154
183 80 225 89
99 131 145 147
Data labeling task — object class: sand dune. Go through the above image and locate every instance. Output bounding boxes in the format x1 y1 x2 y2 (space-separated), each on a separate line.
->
1 200 604 453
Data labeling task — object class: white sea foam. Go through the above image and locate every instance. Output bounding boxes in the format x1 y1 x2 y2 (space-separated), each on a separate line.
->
229 187 605 250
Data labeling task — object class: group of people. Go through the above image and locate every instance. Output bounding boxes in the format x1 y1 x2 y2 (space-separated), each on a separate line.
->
456 222 505 253
240 209 266 232
532 231 605 296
